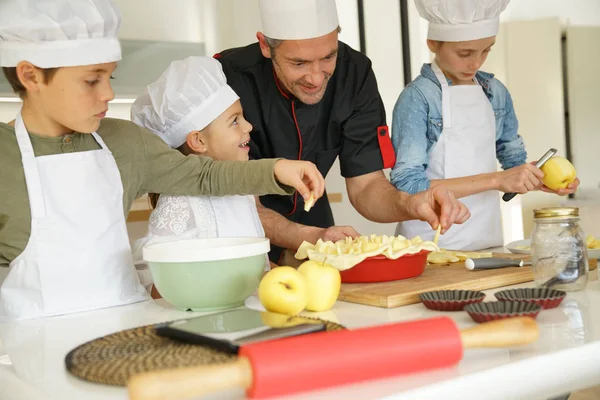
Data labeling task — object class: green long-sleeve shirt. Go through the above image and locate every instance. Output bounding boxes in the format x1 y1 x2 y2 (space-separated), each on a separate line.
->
0 118 292 267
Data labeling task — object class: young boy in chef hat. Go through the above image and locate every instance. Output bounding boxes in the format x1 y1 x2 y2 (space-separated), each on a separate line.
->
130 56 268 293
131 56 362 294
0 0 325 321
390 0 579 251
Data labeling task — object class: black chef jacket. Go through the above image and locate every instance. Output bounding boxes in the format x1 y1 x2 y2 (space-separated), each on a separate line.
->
216 41 396 263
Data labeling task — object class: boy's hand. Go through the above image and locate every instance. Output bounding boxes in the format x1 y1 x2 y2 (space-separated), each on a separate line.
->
406 186 470 234
540 177 580 196
495 163 545 194
274 160 325 203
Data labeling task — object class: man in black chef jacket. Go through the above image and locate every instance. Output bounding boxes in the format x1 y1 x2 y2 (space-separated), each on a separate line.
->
215 0 470 264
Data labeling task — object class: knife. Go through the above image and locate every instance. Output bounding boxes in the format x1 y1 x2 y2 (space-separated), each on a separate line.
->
465 257 531 270
502 148 557 202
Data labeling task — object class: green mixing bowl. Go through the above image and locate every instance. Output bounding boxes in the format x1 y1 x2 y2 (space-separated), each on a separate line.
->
143 237 269 312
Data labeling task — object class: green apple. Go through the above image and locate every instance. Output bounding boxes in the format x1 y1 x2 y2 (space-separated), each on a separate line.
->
258 266 308 316
541 156 577 190
297 260 341 312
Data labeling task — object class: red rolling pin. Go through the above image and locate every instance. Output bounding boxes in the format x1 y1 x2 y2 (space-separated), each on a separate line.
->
127 316 539 400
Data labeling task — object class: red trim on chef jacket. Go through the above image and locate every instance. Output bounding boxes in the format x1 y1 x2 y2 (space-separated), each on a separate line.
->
377 126 396 169
272 69 302 216
272 69 290 99
213 53 222 59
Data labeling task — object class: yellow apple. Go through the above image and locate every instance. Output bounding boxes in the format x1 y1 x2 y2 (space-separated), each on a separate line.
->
258 266 308 316
540 156 577 190
297 260 341 312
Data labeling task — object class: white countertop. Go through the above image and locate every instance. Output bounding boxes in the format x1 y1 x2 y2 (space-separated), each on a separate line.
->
1 271 600 400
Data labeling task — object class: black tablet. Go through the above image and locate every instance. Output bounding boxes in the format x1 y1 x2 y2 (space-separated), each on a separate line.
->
154 308 326 354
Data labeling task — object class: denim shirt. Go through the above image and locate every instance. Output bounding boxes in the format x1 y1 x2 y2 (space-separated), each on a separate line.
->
390 63 526 194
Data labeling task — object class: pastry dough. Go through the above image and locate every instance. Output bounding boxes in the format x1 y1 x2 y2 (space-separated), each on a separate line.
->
294 234 438 271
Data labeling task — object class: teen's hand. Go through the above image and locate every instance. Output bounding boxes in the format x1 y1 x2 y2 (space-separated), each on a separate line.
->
274 160 325 203
495 163 545 194
540 177 580 196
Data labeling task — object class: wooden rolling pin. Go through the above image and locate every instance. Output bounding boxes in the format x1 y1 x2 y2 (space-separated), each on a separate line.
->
128 316 539 400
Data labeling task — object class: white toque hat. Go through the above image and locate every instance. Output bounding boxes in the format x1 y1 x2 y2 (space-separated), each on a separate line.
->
131 56 240 149
0 0 122 68
415 0 510 42
259 0 339 40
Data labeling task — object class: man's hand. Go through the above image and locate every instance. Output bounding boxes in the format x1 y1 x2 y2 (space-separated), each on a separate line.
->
313 225 360 244
273 160 324 202
406 186 470 234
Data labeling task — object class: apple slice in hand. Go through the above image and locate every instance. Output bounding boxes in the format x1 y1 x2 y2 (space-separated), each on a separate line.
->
304 192 316 212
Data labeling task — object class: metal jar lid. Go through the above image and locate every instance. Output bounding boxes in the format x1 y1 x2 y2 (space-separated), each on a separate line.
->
533 207 579 219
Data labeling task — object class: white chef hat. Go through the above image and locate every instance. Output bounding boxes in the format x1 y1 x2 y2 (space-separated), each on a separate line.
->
0 0 122 68
259 0 339 40
131 56 240 149
415 0 510 42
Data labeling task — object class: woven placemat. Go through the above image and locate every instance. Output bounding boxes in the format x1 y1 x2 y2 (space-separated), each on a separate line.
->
65 317 345 386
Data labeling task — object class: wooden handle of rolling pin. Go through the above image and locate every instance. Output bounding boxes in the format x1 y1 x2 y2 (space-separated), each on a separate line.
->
127 317 539 400
460 317 539 349
127 357 253 400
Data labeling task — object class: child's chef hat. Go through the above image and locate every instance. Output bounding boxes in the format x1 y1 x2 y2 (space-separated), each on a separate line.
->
131 56 239 149
415 0 510 42
259 0 339 40
0 0 122 68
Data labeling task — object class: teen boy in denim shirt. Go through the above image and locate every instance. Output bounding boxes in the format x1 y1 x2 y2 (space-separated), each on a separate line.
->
391 0 579 251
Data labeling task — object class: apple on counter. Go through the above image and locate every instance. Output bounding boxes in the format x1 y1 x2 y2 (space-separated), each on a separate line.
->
258 266 308 316
540 156 577 190
297 260 341 312
258 261 342 315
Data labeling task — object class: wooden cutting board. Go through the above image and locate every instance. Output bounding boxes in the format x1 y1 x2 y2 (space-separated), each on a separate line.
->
338 253 598 309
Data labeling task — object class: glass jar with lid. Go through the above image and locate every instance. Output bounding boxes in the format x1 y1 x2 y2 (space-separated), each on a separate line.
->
531 207 589 292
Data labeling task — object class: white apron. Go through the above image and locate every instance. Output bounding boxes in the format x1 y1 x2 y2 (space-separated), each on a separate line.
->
135 194 268 291
210 195 265 239
211 195 269 270
397 62 503 251
0 111 150 320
